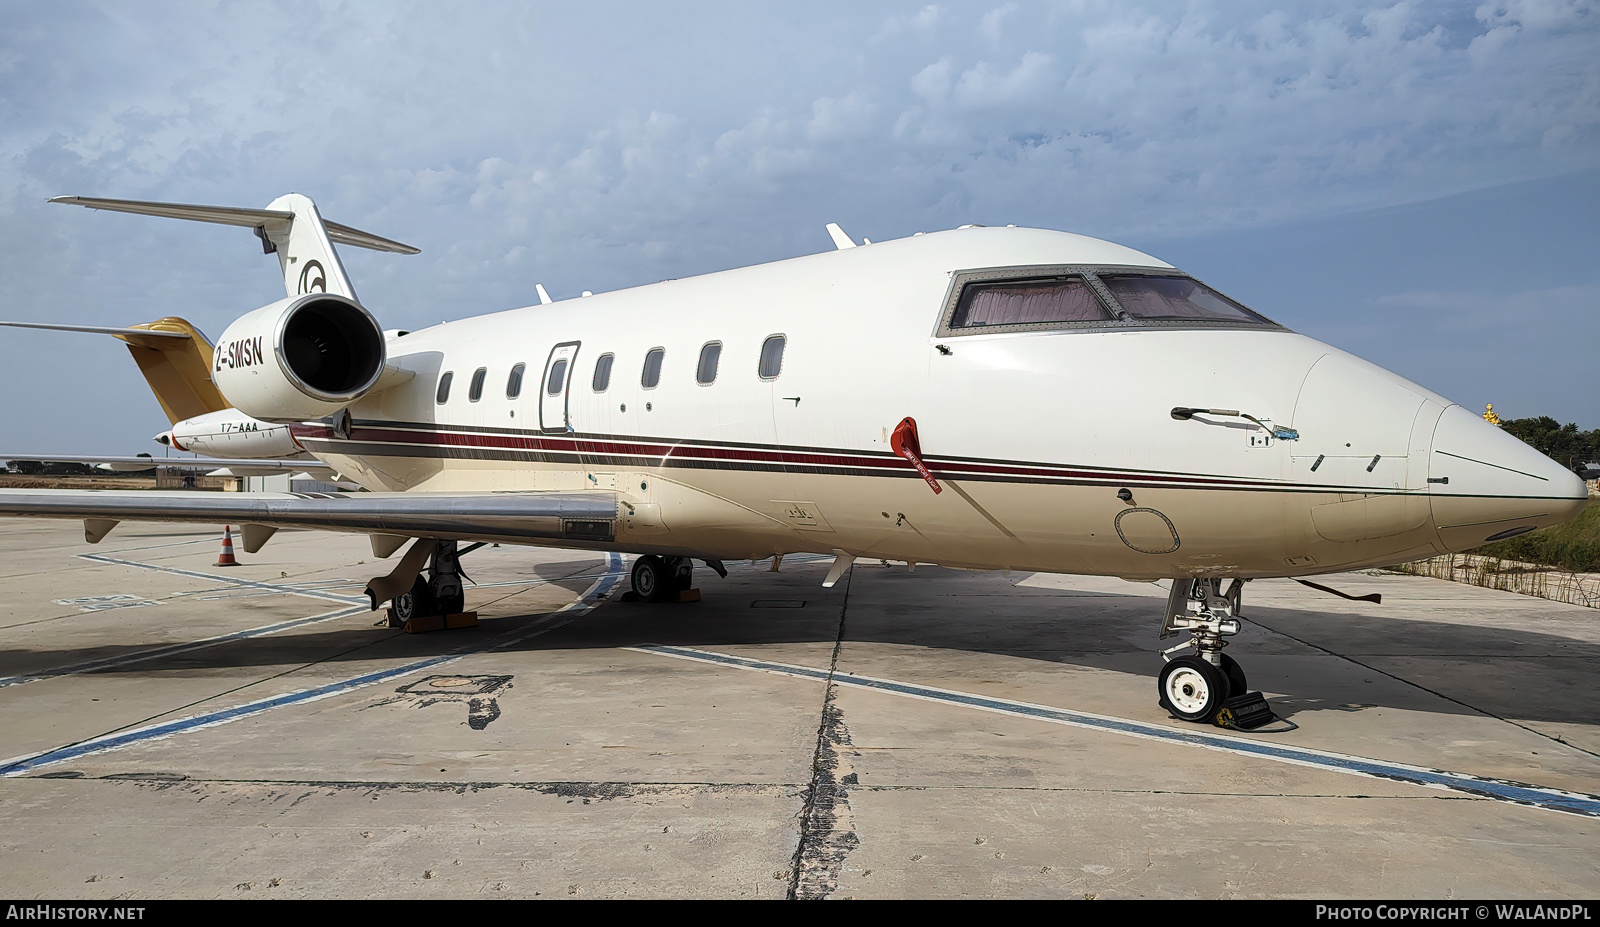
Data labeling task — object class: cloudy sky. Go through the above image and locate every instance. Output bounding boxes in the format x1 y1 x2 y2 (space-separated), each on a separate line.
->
1 0 1596 454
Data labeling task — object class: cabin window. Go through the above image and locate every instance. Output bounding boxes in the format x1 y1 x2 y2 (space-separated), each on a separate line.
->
759 335 785 379
468 367 487 402
592 353 614 392
641 348 664 389
696 342 721 385
436 371 453 404
1099 275 1271 324
546 358 569 395
951 277 1111 328
506 363 525 399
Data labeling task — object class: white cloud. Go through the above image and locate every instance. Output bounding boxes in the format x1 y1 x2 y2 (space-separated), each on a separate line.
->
980 3 1019 43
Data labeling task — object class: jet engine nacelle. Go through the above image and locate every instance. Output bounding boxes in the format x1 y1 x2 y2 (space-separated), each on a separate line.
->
213 293 386 423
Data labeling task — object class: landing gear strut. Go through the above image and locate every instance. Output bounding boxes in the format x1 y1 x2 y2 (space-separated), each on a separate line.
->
388 540 467 627
630 555 693 603
1157 578 1274 728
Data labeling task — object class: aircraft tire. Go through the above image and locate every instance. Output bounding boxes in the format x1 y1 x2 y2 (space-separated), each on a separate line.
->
393 576 434 622
1219 653 1248 696
666 556 693 593
632 555 673 603
1158 656 1229 723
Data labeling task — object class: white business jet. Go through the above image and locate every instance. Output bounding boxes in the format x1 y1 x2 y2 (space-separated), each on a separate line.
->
0 193 1584 725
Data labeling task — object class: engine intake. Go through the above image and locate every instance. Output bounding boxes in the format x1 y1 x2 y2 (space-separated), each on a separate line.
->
213 293 386 422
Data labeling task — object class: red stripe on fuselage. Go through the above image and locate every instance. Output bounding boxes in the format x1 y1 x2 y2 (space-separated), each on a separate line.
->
290 421 1296 491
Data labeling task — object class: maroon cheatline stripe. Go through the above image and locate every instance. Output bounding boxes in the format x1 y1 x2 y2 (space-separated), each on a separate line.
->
292 422 1320 492
296 419 1275 485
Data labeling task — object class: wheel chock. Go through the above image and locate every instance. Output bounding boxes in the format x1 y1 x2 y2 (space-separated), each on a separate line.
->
444 611 479 629
1214 691 1275 730
676 588 701 603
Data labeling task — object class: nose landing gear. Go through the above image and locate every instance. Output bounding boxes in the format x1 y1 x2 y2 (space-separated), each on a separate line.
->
1158 578 1276 729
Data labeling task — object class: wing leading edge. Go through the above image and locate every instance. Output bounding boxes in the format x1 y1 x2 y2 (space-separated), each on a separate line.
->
0 489 619 546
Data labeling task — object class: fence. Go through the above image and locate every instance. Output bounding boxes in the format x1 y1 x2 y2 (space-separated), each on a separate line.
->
1388 554 1600 608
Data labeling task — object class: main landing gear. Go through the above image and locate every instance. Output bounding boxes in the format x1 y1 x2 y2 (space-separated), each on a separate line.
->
628 554 695 603
388 539 470 628
1157 578 1275 729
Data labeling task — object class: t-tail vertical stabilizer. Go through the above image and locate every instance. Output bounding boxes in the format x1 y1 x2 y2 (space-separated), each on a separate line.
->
259 193 358 300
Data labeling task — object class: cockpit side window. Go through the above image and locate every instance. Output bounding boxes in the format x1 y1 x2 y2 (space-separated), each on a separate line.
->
1100 274 1271 324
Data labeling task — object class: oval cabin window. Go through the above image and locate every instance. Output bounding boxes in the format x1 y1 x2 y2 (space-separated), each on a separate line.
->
759 335 785 379
641 348 664 389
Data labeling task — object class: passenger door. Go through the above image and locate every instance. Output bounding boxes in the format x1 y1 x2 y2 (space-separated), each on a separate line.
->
540 341 580 433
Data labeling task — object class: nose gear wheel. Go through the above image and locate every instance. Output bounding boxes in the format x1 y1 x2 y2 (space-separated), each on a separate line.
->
1158 656 1227 722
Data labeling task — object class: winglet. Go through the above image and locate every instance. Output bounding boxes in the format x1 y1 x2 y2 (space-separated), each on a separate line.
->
825 223 857 250
536 284 553 305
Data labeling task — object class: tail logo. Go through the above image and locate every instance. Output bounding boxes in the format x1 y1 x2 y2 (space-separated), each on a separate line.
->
298 260 327 294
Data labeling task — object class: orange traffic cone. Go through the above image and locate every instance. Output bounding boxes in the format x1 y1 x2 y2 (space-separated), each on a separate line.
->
216 525 239 566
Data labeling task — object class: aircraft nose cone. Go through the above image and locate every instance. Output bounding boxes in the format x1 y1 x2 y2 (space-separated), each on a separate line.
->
1428 405 1588 551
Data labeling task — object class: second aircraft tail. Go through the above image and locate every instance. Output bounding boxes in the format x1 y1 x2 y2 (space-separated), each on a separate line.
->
0 317 227 424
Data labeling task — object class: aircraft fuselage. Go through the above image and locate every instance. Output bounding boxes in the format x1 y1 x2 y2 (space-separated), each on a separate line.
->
289 226 1584 579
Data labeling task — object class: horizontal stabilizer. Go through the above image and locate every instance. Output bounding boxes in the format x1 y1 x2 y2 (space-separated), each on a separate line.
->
49 196 420 254
0 316 228 422
0 321 186 342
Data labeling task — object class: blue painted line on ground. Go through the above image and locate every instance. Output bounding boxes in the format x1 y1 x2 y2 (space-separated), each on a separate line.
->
79 553 368 604
633 644 1600 819
1 552 625 777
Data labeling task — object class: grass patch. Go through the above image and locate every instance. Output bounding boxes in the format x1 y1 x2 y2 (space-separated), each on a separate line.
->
1469 497 1600 573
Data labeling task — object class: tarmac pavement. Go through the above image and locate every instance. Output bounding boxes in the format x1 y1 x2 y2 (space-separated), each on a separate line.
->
0 518 1595 899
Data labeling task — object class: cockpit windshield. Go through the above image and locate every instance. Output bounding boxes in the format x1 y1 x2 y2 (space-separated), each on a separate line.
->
951 277 1112 328
934 266 1282 338
1099 275 1271 324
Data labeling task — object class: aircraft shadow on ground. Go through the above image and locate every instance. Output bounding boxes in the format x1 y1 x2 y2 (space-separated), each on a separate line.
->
2 564 1593 728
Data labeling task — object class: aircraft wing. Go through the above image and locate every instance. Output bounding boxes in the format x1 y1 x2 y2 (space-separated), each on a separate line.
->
0 489 619 545
2 454 336 476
